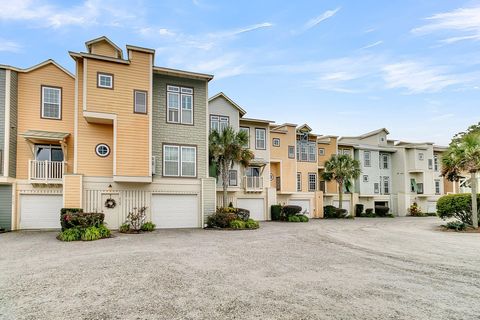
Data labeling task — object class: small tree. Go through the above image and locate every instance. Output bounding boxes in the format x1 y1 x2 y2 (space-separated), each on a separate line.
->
322 154 361 211
209 126 254 207
442 126 480 229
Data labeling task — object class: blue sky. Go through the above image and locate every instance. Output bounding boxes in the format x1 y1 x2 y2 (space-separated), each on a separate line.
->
1 0 480 145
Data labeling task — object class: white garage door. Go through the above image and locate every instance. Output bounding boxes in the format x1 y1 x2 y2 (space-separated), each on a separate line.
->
151 194 199 228
333 200 351 213
427 202 437 214
20 194 63 229
288 199 311 216
237 198 265 221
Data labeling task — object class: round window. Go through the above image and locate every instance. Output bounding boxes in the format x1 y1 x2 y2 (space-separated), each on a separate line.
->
95 143 110 157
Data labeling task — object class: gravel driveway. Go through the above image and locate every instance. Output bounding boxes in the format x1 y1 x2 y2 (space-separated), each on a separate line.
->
1 217 479 320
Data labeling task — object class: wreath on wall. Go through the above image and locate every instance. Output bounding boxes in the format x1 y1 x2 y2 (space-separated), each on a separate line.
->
105 198 117 209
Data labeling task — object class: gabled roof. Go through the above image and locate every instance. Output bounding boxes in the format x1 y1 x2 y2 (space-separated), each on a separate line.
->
0 59 74 79
21 130 70 141
342 128 389 140
240 117 274 124
153 66 213 81
85 36 123 59
297 124 312 133
270 123 297 133
208 92 246 116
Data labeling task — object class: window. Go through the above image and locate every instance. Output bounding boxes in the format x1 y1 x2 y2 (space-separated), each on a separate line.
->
308 144 316 162
374 183 380 194
167 85 193 124
417 183 424 194
134 90 147 114
380 154 389 169
434 155 439 171
41 86 61 119
35 145 64 161
297 173 302 191
255 128 266 150
272 138 280 147
428 159 433 170
382 177 390 194
97 73 113 89
210 115 229 132
288 146 295 159
240 127 250 148
410 178 417 193
363 175 369 182
95 144 110 157
308 173 317 192
342 149 351 157
364 151 371 167
435 179 441 195
229 170 237 186
163 145 197 177
297 141 316 162
318 148 325 156
418 152 424 161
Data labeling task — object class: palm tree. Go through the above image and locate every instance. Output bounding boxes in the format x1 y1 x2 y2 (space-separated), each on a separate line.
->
442 131 480 229
209 126 254 207
322 154 361 211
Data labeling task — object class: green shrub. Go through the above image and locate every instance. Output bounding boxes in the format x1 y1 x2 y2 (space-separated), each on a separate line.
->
245 219 259 229
81 226 101 241
282 205 302 217
444 220 467 231
271 205 282 221
235 208 250 221
298 215 309 222
119 223 130 233
58 227 82 241
374 205 390 217
61 212 104 230
60 208 83 231
408 202 424 216
141 221 156 232
355 204 364 216
323 205 337 218
365 208 374 215
335 208 348 218
97 224 111 238
207 211 237 228
437 193 480 226
229 219 246 229
288 215 301 222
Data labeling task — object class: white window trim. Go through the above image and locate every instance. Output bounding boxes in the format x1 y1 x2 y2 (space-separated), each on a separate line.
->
272 138 280 147
435 179 441 195
134 90 147 114
229 170 238 186
98 73 113 89
297 172 302 192
288 146 295 159
255 128 266 150
95 144 110 157
167 85 194 124
308 173 317 192
41 86 62 120
364 151 371 167
163 145 197 177
240 127 250 148
319 148 325 156
363 175 369 182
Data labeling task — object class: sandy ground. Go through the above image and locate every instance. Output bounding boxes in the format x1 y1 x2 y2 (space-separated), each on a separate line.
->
0 217 479 320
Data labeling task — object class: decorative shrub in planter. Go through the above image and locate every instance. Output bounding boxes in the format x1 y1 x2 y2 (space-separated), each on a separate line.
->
207 207 259 230
374 205 390 217
271 205 282 221
58 209 111 242
408 202 424 216
244 219 259 229
355 204 364 216
282 205 302 217
119 207 156 234
437 193 480 226
141 222 156 232
443 220 467 231
230 219 246 229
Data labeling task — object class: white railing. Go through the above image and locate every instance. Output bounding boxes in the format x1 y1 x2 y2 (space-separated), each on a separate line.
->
243 176 263 192
29 160 65 182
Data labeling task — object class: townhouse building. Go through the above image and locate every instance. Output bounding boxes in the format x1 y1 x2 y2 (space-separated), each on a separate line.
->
0 36 216 231
269 123 323 218
208 92 275 220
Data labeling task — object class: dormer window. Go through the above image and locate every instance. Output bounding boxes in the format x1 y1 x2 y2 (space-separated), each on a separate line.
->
97 72 113 89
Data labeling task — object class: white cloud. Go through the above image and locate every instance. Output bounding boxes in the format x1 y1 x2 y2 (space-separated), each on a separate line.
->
412 5 480 44
302 8 341 32
0 0 139 28
359 40 383 50
382 61 462 93
0 39 22 52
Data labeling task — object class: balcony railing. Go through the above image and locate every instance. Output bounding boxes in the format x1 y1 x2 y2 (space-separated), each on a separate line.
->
29 160 65 183
243 176 263 192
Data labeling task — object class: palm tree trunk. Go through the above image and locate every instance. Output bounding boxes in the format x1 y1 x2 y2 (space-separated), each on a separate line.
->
222 162 229 208
471 171 478 229
338 182 343 209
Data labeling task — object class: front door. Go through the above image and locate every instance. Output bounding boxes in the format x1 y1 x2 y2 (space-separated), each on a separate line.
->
102 193 121 230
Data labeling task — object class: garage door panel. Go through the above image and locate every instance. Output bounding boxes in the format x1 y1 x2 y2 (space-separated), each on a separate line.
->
151 194 199 229
288 199 311 217
237 198 265 221
333 200 351 213
20 194 63 229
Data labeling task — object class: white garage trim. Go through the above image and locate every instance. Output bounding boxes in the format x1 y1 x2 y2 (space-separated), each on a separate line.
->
151 194 199 228
237 198 265 221
20 194 63 229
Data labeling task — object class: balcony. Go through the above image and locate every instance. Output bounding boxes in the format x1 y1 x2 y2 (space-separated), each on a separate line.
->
243 176 263 192
29 160 66 183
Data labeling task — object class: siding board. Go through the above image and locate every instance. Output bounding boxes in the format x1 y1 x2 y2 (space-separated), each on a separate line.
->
0 184 12 230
